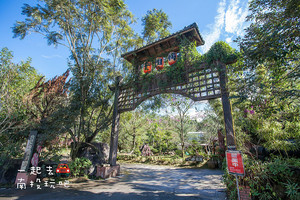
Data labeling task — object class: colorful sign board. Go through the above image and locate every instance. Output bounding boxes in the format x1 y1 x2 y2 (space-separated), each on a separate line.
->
226 150 245 176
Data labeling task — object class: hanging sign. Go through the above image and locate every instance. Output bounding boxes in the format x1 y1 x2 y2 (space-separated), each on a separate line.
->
168 52 177 65
155 57 164 70
226 150 245 176
143 62 152 74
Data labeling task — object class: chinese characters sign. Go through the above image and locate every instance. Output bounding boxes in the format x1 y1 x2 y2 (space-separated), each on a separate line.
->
16 177 69 190
226 150 245 176
16 166 70 190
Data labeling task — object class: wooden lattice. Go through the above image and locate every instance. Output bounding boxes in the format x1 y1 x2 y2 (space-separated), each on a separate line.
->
118 63 221 113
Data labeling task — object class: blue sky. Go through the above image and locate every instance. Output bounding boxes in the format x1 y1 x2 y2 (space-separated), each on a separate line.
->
0 0 250 79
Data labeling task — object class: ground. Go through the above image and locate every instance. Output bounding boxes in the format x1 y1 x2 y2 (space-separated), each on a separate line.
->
0 163 226 200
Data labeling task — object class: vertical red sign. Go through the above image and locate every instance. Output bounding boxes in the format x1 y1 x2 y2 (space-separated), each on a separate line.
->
226 150 245 176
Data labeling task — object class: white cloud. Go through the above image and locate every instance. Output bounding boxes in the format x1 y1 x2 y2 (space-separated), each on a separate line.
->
201 0 226 53
42 54 62 59
200 0 249 53
225 0 248 36
225 37 232 43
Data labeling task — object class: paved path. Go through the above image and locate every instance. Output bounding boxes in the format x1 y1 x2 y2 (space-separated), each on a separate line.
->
0 163 226 200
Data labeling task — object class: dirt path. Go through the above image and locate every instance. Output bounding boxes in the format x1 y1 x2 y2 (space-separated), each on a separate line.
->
0 163 226 200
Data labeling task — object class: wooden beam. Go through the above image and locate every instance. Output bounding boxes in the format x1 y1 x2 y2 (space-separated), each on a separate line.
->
109 76 122 166
218 61 236 150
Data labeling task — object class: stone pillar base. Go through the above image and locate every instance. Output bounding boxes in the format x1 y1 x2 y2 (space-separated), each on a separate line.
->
96 165 120 179
15 172 37 185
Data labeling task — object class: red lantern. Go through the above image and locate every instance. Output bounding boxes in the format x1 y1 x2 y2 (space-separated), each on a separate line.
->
155 57 164 70
168 52 177 65
143 62 152 74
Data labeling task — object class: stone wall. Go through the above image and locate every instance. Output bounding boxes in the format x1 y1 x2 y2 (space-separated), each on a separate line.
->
239 186 251 200
79 143 109 175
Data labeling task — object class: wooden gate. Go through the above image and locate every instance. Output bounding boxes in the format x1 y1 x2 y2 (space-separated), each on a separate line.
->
109 23 236 165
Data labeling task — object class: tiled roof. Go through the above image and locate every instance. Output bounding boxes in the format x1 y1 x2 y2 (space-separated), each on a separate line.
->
121 22 205 59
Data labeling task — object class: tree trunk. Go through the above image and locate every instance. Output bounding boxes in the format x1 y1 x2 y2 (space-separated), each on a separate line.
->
131 134 136 154
180 119 185 158
181 143 185 158
109 76 122 166
71 142 81 161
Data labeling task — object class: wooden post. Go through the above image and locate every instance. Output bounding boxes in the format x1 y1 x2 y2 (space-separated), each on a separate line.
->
218 61 236 150
109 76 122 166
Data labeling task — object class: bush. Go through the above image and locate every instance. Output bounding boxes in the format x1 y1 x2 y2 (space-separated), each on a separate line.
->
222 156 300 200
69 157 92 177
133 148 141 156
175 150 182 156
150 146 159 154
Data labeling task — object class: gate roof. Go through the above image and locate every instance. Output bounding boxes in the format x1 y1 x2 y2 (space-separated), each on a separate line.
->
121 23 205 64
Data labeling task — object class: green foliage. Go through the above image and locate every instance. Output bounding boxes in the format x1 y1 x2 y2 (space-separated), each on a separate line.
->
0 47 41 153
68 157 92 177
0 47 41 133
137 38 237 96
118 110 149 153
176 37 203 68
240 0 300 65
118 155 184 166
13 0 137 160
146 118 178 154
204 41 239 65
225 0 300 153
141 8 172 44
223 156 300 200
0 47 42 181
133 148 141 156
175 149 182 156
284 181 300 200
215 2 300 198
118 108 195 158
197 100 222 145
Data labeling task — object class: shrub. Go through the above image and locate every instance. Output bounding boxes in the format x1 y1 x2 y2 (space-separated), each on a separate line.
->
222 156 300 200
175 150 182 156
133 148 141 156
69 157 92 177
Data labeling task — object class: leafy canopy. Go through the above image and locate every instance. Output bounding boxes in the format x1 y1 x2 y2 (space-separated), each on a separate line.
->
141 8 172 44
13 0 136 159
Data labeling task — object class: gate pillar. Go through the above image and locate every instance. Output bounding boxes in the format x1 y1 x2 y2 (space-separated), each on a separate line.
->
109 76 122 166
218 61 236 150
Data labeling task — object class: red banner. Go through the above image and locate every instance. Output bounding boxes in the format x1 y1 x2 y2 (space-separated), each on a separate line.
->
226 150 245 176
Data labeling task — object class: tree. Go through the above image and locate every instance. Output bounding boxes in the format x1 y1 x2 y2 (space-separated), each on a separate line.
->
166 95 196 158
121 8 172 85
141 8 172 44
0 47 41 182
25 70 70 144
0 47 40 135
13 0 136 159
119 110 148 154
233 0 300 153
197 101 222 148
239 0 299 67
